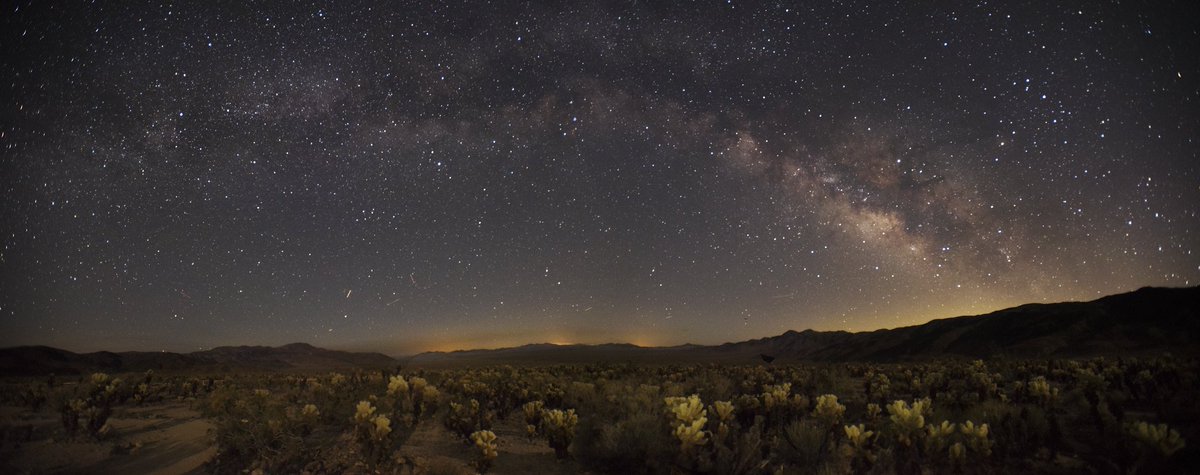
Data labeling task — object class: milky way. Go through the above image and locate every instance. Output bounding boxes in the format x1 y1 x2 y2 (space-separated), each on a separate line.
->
2 2 1197 354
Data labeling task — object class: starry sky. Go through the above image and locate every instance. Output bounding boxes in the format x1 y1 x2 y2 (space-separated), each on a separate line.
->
2 1 1198 355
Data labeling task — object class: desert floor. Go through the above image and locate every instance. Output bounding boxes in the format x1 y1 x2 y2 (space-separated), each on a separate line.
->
1 400 585 474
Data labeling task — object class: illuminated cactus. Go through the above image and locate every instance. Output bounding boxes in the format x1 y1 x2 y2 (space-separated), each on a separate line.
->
888 399 928 447
712 400 735 423
522 400 545 438
369 415 392 441
1130 421 1185 457
959 420 992 457
840 423 878 471
1028 376 1058 406
542 408 579 459
925 420 955 454
666 394 707 424
354 400 377 423
352 400 395 468
674 417 709 452
812 394 846 428
470 429 499 473
387 375 409 395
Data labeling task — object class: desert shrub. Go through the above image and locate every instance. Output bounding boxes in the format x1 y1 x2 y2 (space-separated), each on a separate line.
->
777 419 830 469
205 389 333 473
574 409 674 473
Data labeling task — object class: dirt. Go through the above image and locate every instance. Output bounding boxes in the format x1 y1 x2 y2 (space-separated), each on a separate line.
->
1 401 584 474
0 400 215 475
398 411 587 474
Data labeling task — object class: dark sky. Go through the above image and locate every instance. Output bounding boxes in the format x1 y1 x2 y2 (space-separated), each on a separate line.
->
2 1 1197 355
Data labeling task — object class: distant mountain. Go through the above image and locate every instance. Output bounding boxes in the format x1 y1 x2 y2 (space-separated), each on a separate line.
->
0 343 396 376
4 287 1196 374
406 286 1200 367
800 286 1200 361
196 342 396 371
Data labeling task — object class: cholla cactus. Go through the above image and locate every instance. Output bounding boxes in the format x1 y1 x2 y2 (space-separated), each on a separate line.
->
410 376 428 393
840 423 878 471
1129 421 1186 456
471 424 500 447
840 424 878 465
888 399 929 446
134 383 151 405
733 393 763 415
666 394 707 424
761 383 792 409
1028 376 1057 405
104 378 123 395
369 415 392 440
812 394 845 427
522 400 545 437
865 372 891 400
925 420 955 453
329 372 346 387
666 394 711 456
354 400 377 423
866 403 882 421
674 417 709 452
712 400 735 422
844 424 874 447
91 373 110 386
446 399 491 440
543 408 578 436
351 399 395 468
61 373 124 439
470 430 499 472
387 375 409 395
541 408 578 459
959 421 991 456
949 442 966 464
82 404 112 438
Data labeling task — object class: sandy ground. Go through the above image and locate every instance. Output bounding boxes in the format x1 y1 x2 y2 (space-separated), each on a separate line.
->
1 401 584 474
0 400 215 475
399 411 587 475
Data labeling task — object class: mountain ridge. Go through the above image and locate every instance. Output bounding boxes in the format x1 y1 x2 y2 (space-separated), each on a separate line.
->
0 342 397 376
404 286 1199 367
3 286 1196 374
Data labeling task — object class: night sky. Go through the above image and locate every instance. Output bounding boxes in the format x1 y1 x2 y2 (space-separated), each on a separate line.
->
2 2 1197 355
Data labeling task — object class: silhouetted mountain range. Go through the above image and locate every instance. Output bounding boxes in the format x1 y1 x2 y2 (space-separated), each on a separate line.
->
405 286 1199 367
0 342 396 376
2 286 1196 375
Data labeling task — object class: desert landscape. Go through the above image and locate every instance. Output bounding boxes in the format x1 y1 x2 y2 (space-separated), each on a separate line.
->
2 287 1197 473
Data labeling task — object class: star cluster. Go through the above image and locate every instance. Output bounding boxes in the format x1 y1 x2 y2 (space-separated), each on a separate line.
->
2 1 1197 353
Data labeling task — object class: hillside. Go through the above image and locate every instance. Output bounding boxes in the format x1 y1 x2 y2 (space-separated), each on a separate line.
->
4 286 1196 374
406 286 1200 367
0 343 397 376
